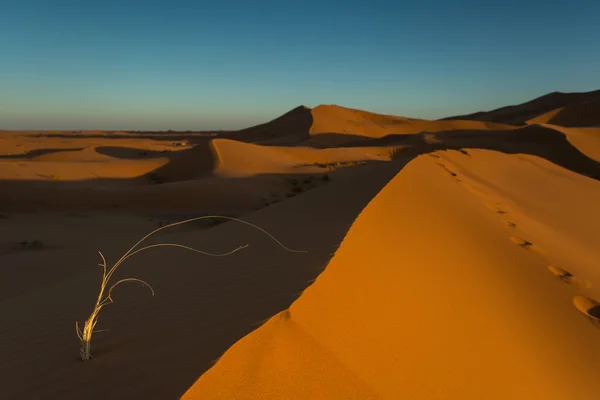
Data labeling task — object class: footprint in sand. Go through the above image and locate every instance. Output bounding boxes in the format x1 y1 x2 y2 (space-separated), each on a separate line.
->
504 220 517 228
437 163 459 178
509 236 535 250
573 296 600 327
485 203 508 215
548 266 591 289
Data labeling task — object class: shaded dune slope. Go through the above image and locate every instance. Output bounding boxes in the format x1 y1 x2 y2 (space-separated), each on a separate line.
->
349 124 600 180
548 126 600 163
528 98 600 127
146 139 218 182
0 161 404 399
225 106 313 144
443 89 600 125
185 151 600 399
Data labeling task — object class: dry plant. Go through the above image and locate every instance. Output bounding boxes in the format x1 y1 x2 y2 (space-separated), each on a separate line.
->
76 215 304 361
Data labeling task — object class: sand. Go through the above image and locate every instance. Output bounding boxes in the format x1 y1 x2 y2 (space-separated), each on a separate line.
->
528 98 600 127
1 90 600 399
443 89 600 125
184 150 600 399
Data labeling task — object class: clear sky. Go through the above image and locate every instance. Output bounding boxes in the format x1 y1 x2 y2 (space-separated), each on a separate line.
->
1 0 599 130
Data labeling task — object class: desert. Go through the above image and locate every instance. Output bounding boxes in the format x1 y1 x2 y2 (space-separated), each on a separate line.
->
2 90 600 398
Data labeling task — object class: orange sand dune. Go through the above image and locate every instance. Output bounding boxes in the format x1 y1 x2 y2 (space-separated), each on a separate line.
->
0 127 401 211
0 145 171 181
309 104 513 138
527 98 600 127
0 133 192 181
212 138 394 178
185 150 600 399
226 106 313 144
546 126 600 163
443 89 600 125
226 105 513 147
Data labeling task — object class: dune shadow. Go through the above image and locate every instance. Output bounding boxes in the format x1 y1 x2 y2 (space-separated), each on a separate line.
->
104 160 409 398
0 159 410 399
0 147 86 159
143 139 218 182
224 105 313 145
362 125 600 180
29 132 217 144
94 146 174 159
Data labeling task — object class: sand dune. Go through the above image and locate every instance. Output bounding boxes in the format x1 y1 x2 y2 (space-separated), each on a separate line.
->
546 126 600 163
309 104 512 139
0 133 191 181
212 138 395 178
443 89 600 125
0 132 398 211
185 150 600 399
528 98 600 127
226 105 513 147
226 106 313 144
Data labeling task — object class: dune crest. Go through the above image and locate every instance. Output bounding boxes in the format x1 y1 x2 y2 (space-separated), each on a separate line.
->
185 151 600 399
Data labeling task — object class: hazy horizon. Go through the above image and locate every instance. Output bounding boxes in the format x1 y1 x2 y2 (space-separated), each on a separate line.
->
2 0 599 130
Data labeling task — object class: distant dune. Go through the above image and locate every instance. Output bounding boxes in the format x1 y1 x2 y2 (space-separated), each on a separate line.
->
212 138 395 178
309 104 512 136
228 104 514 147
226 105 313 144
442 89 600 125
528 98 600 127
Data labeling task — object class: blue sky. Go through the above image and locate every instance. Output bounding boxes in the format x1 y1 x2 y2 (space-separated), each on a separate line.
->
1 0 599 130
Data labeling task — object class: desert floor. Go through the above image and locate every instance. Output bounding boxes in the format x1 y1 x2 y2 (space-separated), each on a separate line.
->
2 91 600 399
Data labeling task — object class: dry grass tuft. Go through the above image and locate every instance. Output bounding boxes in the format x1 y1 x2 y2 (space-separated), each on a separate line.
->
76 215 305 361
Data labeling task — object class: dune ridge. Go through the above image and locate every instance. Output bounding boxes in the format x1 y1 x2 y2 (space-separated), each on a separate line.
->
184 150 600 399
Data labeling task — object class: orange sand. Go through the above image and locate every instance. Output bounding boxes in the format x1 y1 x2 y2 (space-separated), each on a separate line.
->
1 90 600 399
185 150 600 399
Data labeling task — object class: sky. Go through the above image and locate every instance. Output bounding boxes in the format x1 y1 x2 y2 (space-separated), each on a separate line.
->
1 0 599 130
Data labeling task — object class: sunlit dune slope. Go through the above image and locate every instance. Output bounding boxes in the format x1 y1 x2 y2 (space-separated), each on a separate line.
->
527 98 600 127
310 104 513 138
0 146 170 180
226 105 513 147
185 150 600 399
212 138 395 177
